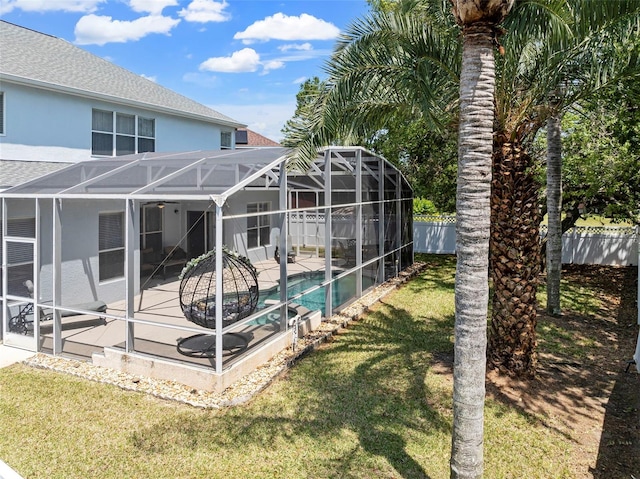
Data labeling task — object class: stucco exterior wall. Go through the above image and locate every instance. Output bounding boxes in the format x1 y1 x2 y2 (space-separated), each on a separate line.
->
37 199 134 306
224 191 280 264
0 82 234 163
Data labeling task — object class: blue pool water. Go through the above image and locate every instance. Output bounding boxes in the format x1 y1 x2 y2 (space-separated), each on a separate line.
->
258 271 375 316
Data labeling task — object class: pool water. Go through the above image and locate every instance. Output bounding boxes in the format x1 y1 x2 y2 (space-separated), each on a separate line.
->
258 271 376 316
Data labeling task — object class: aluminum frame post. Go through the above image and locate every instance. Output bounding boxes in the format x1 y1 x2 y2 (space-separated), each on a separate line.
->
396 169 402 276
279 162 289 331
125 199 137 352
378 158 385 282
0 200 4 341
215 199 224 374
52 199 63 354
355 149 363 297
324 150 333 317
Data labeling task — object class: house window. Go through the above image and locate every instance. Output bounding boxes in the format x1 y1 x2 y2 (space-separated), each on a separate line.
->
138 117 155 153
92 109 155 156
140 205 163 253
0 92 5 135
221 131 232 149
116 113 135 155
0 218 36 296
99 212 125 281
247 202 270 248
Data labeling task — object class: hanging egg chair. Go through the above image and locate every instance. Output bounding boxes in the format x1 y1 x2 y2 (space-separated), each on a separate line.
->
179 248 259 329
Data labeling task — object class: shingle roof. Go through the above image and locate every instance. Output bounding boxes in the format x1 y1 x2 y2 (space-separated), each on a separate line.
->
0 21 244 128
0 160 71 190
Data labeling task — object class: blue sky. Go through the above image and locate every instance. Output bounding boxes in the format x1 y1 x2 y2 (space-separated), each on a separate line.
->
1 0 371 141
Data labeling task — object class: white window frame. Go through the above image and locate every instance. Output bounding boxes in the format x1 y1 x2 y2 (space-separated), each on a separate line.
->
0 91 5 136
247 202 271 249
0 217 36 296
98 211 125 282
140 204 163 251
92 109 155 157
221 131 232 149
137 116 155 153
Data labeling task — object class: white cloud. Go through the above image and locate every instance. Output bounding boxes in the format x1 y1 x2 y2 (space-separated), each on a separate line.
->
279 43 313 52
293 76 307 84
0 0 104 14
179 0 230 23
234 13 340 44
210 102 296 142
74 14 180 46
261 60 285 74
199 48 286 75
199 48 265 73
140 73 157 82
129 0 177 15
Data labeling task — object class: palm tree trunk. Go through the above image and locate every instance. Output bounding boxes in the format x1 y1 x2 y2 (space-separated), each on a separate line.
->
451 24 494 479
546 113 562 315
488 136 541 377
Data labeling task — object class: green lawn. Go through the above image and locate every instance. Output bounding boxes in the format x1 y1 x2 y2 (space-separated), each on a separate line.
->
0 255 575 478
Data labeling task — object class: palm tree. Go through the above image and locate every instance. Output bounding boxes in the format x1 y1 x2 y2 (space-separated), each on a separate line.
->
283 0 571 379
488 0 640 376
545 109 563 316
543 3 640 316
448 2 514 476
283 0 640 474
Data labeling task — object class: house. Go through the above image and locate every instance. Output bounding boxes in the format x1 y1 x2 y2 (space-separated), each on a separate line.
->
0 146 414 392
236 129 281 148
0 20 244 178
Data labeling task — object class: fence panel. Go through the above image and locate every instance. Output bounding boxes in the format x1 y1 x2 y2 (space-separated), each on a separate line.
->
414 220 638 266
413 221 457 254
563 232 638 266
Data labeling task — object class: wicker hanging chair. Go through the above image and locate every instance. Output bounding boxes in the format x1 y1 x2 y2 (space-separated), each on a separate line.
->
179 248 259 329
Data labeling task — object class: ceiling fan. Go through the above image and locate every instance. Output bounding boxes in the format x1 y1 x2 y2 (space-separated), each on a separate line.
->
144 201 178 209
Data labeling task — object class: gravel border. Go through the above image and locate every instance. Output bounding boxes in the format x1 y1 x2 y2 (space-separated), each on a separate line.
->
24 262 426 409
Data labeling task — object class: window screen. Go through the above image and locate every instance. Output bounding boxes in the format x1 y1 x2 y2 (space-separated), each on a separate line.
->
0 92 4 135
92 109 113 132
221 131 232 149
92 109 155 157
247 202 270 248
99 212 124 281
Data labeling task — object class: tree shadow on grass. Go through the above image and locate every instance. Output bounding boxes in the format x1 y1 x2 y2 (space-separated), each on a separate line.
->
591 265 640 478
486 264 639 476
130 281 455 478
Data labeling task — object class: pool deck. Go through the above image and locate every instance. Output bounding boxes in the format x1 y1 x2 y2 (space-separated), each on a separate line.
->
28 253 341 366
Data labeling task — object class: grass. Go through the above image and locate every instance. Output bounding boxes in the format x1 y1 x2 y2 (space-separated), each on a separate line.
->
537 279 604 358
0 254 586 478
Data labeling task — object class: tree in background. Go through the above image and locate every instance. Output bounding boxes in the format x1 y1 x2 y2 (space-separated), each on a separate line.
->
367 116 458 212
281 77 323 143
540 9 640 316
561 104 640 224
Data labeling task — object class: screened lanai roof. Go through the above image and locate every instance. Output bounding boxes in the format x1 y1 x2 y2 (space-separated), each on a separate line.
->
0 146 401 202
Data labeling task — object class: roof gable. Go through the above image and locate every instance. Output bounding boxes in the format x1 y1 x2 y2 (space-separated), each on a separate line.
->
0 21 243 127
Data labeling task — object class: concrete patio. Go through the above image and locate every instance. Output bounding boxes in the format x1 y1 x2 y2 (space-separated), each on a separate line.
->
31 252 339 391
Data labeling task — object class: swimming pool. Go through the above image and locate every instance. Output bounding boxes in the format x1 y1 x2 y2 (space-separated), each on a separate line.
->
258 271 376 316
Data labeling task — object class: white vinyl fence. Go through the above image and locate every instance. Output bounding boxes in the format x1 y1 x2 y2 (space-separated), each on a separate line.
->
414 216 639 266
